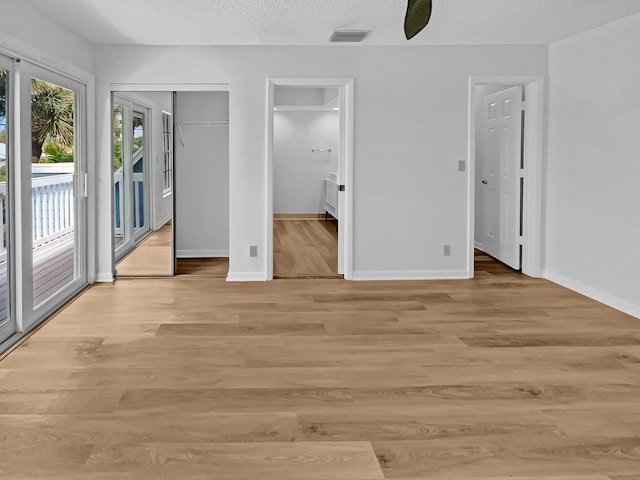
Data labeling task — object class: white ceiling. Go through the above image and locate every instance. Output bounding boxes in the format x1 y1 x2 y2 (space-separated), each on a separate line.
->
25 0 640 46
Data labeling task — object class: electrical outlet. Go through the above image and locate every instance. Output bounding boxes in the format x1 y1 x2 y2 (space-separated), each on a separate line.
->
249 245 258 257
443 244 451 256
458 160 466 172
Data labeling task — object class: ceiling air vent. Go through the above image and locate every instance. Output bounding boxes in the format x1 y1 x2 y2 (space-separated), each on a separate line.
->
329 29 371 43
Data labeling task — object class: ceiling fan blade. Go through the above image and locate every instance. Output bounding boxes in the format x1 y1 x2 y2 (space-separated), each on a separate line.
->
404 0 433 40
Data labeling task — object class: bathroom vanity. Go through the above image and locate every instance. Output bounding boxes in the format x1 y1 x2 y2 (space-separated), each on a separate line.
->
323 172 339 220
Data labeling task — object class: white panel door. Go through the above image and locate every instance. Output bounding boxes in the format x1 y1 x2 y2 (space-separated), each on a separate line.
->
479 86 522 270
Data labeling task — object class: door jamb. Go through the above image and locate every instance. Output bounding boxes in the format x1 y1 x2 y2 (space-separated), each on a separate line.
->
468 76 545 278
266 78 355 280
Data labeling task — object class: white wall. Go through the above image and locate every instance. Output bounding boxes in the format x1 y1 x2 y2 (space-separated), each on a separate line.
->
546 13 640 318
275 88 324 107
0 0 93 74
93 45 547 281
175 91 229 257
274 110 339 213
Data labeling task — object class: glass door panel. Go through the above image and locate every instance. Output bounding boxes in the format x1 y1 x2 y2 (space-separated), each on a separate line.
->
30 77 79 308
132 110 146 237
113 102 129 252
20 62 86 326
0 58 14 345
113 97 149 262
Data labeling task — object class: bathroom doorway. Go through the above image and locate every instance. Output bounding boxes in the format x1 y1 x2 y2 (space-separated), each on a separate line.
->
267 78 354 280
272 86 340 278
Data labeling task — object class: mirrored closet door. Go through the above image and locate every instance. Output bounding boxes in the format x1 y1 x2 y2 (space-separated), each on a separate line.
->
113 92 173 276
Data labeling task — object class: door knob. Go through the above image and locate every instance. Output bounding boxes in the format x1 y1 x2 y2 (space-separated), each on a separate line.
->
482 179 488 184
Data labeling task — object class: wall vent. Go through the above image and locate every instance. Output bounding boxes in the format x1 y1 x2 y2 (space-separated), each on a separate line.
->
329 30 371 43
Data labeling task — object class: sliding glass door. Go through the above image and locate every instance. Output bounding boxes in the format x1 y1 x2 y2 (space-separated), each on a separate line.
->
0 57 87 349
20 62 86 328
113 96 149 260
0 55 15 345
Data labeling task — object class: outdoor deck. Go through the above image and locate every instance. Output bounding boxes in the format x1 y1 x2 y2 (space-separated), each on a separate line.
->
0 232 74 316
32 231 75 307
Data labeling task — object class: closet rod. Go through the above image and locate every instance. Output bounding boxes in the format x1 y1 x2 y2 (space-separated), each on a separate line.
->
178 121 229 147
179 121 229 126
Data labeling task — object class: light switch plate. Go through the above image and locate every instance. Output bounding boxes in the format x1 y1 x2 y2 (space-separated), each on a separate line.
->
249 245 258 257
458 160 466 172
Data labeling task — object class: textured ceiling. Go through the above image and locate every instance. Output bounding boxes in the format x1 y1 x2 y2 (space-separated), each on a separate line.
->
25 0 640 46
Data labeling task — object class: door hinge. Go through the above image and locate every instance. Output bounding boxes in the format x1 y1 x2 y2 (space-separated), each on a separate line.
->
339 185 345 192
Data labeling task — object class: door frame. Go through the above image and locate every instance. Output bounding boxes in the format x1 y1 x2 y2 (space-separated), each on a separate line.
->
468 76 545 278
266 77 355 280
0 54 17 346
109 83 230 278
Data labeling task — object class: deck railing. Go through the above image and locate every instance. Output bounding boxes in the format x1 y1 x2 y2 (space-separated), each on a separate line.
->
32 174 74 248
0 174 75 263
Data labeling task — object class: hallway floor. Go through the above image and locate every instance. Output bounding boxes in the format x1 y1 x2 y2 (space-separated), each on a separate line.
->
273 218 339 279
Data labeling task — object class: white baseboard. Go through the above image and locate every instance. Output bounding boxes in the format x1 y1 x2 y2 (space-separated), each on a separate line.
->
176 249 229 258
543 269 640 320
96 272 114 283
154 215 172 230
226 271 266 282
351 270 469 281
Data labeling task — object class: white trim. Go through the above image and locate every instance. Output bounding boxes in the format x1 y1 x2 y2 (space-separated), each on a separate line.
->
543 270 640 320
468 76 545 279
111 83 230 92
266 77 355 281
96 272 115 283
352 270 469 281
226 271 266 282
154 213 172 231
176 249 229 258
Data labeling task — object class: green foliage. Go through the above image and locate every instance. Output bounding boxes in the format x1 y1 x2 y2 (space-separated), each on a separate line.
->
31 79 74 161
0 69 6 119
42 143 74 163
405 0 432 40
0 166 5 183
113 104 123 170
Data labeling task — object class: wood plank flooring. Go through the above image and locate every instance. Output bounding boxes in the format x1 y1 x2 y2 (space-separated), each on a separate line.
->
176 258 229 277
1 254 640 478
116 223 172 277
273 218 339 278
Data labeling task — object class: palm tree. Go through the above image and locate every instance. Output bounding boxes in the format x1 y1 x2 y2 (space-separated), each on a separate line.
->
30 79 74 163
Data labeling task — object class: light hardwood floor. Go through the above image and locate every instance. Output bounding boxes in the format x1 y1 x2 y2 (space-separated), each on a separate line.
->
274 218 340 278
0 254 640 478
116 223 172 277
176 257 229 277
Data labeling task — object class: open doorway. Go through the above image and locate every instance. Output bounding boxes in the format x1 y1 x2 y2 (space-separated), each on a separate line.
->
267 78 354 280
173 91 229 277
469 77 545 278
272 86 341 279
